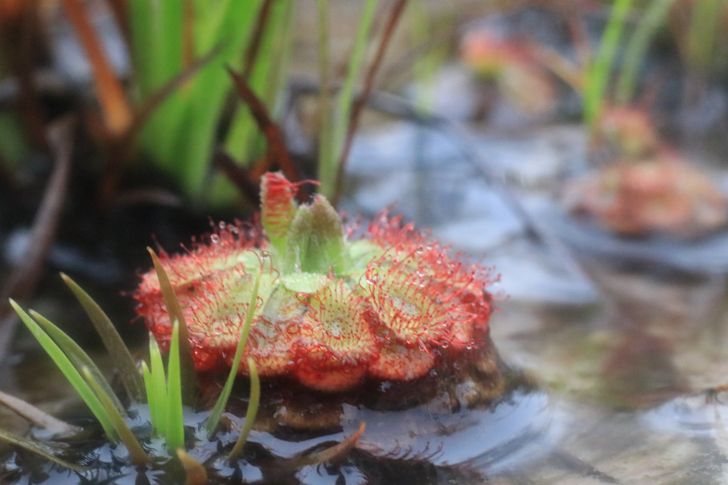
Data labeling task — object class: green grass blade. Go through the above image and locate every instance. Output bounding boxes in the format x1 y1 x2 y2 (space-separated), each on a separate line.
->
140 361 156 429
8 300 117 442
316 0 334 198
28 310 125 415
148 335 168 439
228 358 260 462
206 272 261 438
81 367 149 466
323 0 379 198
147 248 197 404
615 0 675 104
60 274 144 402
583 0 633 129
165 320 185 451
223 0 292 164
0 427 85 472
686 0 725 73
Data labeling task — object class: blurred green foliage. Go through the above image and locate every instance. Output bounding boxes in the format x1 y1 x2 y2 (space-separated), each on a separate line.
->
129 0 292 204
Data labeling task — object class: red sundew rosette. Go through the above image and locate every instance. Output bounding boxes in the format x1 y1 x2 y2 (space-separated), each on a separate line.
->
134 172 495 392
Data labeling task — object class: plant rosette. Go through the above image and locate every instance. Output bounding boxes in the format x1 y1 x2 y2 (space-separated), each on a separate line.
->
564 152 728 239
134 172 496 393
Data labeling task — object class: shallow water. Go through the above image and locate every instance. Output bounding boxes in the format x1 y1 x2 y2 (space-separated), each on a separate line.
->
3 110 728 484
343 118 728 483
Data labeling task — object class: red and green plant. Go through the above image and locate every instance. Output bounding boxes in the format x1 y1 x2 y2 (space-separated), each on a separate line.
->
134 172 495 392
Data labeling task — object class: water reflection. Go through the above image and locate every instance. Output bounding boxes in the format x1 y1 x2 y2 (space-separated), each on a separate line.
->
346 119 728 482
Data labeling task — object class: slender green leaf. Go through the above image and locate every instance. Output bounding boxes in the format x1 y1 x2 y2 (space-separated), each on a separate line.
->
165 321 185 451
9 300 117 442
148 335 168 439
224 0 293 162
206 272 262 438
60 273 144 402
584 0 633 129
0 427 84 472
28 311 125 415
322 0 379 198
228 358 260 462
147 248 197 404
686 0 727 73
316 0 334 198
81 367 149 466
616 0 676 104
140 361 156 429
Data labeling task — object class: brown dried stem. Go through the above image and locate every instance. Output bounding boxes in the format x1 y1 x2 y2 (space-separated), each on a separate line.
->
333 0 408 204
0 118 75 359
241 0 274 80
226 67 300 183
213 151 261 206
0 390 81 438
61 0 132 137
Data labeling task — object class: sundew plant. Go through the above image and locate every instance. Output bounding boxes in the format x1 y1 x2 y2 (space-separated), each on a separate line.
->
133 172 494 391
3 172 494 479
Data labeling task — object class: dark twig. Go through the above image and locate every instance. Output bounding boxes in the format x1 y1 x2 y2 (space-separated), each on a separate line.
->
265 422 366 480
213 151 262 206
0 118 75 359
226 67 301 183
241 0 274 80
333 0 408 204
296 422 366 467
0 390 81 438
123 46 223 146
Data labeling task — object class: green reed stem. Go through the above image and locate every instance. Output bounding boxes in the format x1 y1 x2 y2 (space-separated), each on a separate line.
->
686 0 725 75
584 0 633 129
60 273 144 402
325 0 380 198
206 272 261 438
81 367 149 465
228 358 260 462
9 300 118 442
165 320 185 451
616 0 675 105
28 310 125 414
148 248 197 404
316 0 335 198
